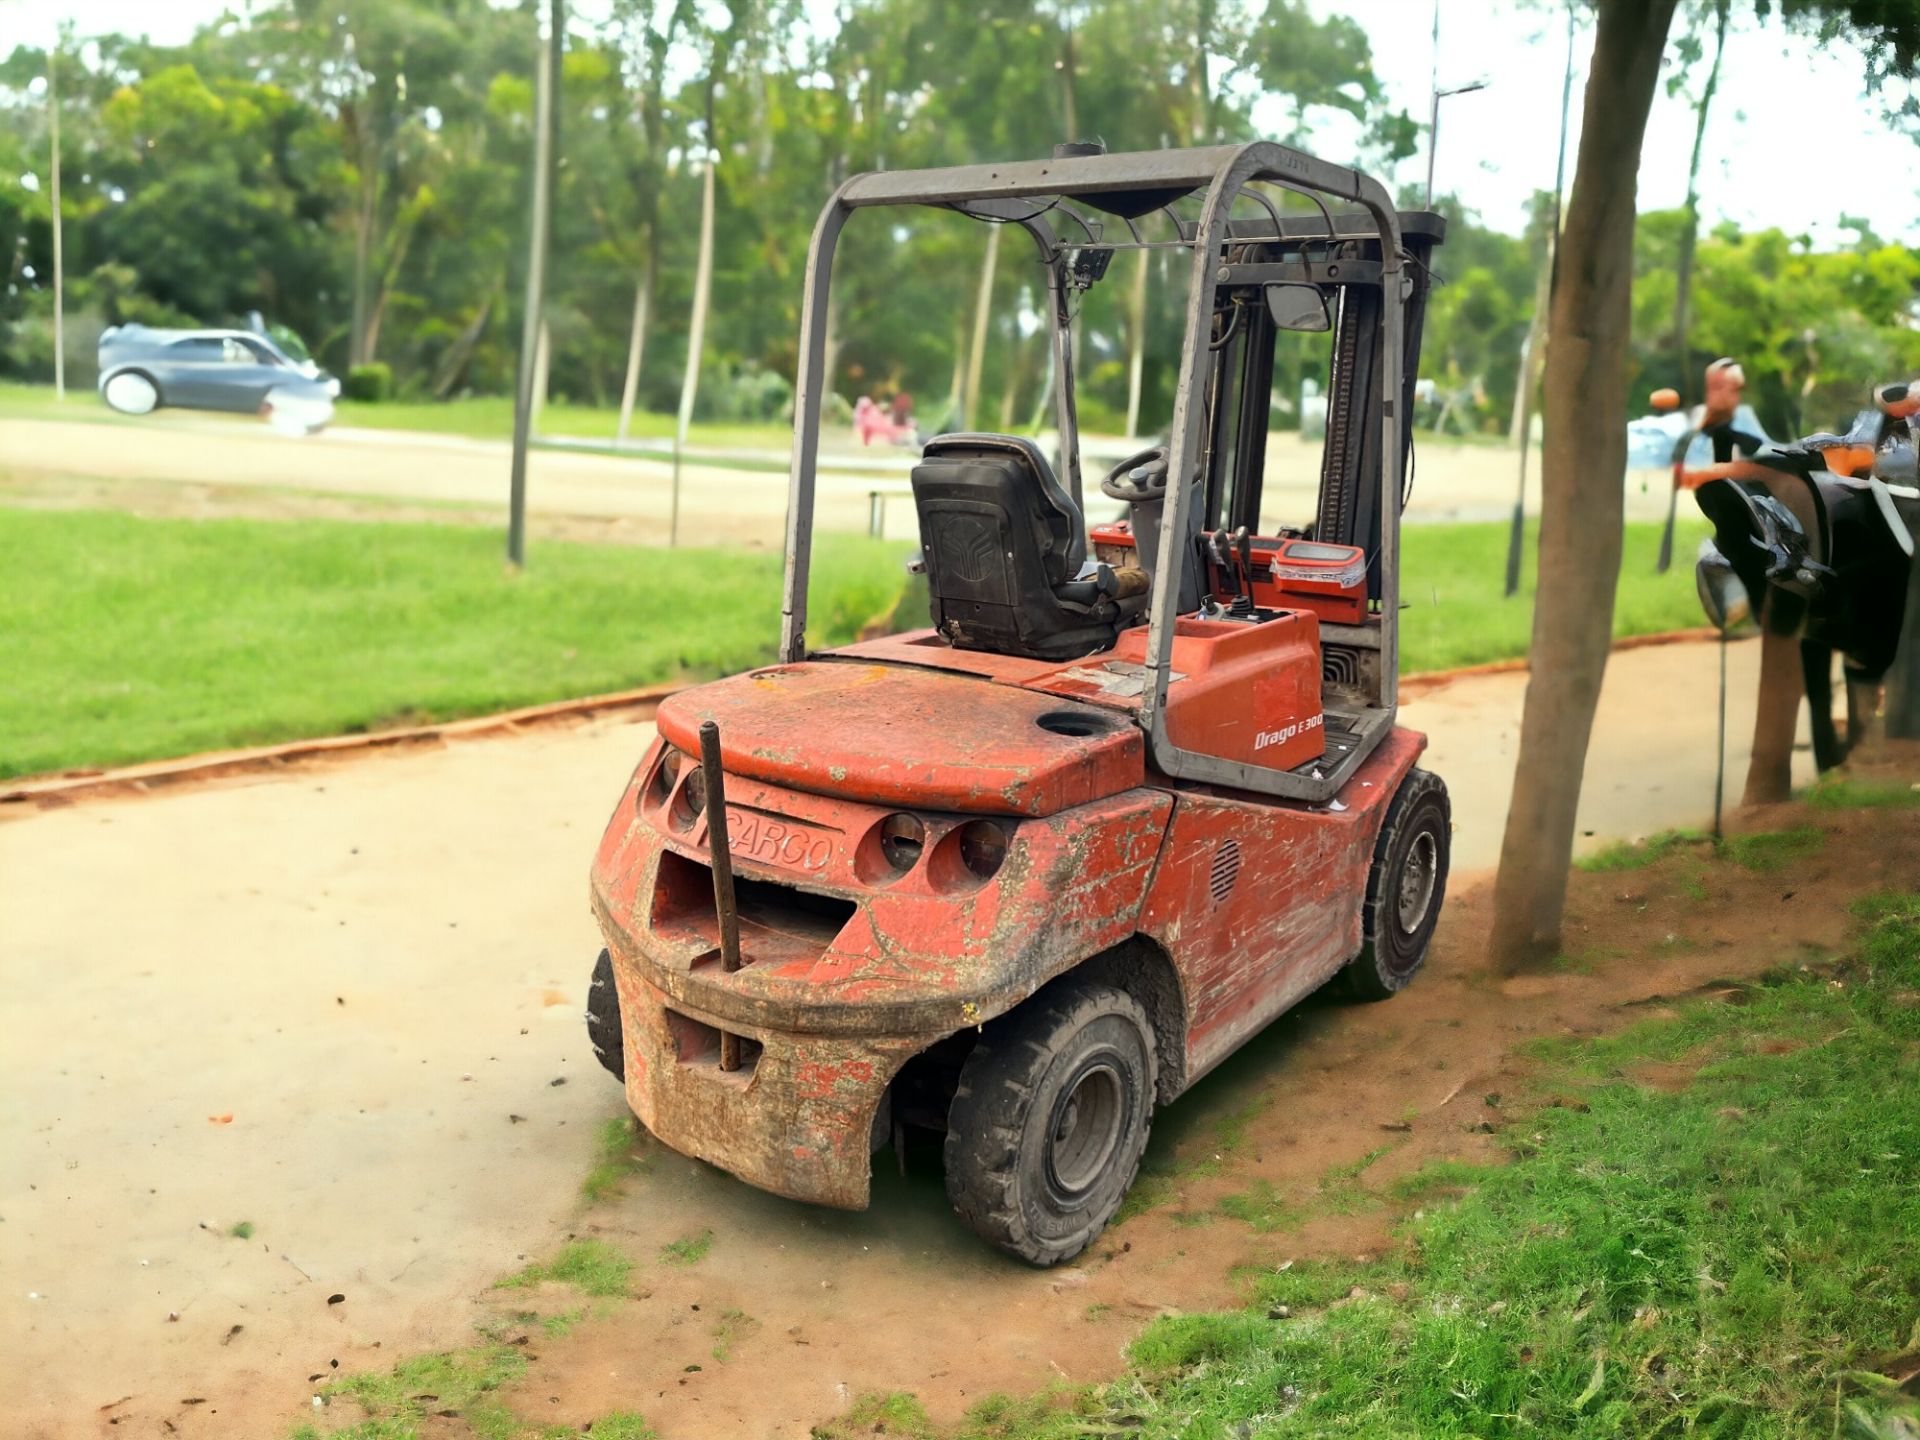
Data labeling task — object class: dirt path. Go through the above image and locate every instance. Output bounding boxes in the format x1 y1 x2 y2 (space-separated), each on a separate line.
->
0 410 1683 549
0 640 1815 1438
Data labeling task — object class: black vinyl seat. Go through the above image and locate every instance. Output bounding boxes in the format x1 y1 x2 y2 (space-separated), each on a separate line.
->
910 432 1129 661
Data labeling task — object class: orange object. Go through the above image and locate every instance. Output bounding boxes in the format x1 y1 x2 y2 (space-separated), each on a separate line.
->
208 1114 234 1125
1649 387 1681 412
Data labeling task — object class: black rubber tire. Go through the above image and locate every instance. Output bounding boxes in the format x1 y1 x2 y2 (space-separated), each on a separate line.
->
586 948 624 1081
943 981 1155 1267
1342 767 1451 1001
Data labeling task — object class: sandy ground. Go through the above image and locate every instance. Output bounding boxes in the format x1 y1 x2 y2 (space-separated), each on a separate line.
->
0 638 1815 1439
0 410 1681 549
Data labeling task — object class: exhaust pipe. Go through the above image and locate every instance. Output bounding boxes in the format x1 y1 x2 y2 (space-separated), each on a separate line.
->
697 720 745 1070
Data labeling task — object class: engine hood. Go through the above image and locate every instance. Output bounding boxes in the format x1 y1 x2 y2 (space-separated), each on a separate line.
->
654 660 1145 818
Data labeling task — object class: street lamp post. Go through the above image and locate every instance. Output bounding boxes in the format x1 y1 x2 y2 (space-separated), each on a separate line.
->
1425 78 1488 209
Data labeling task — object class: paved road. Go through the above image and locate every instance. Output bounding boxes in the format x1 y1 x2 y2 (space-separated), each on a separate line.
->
0 635 1808 1436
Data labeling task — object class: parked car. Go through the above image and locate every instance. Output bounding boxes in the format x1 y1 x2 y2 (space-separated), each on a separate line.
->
96 323 340 432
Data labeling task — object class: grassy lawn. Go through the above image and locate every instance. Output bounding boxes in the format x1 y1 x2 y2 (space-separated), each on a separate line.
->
821 887 1920 1440
2 504 1710 779
0 508 904 778
1400 515 1710 674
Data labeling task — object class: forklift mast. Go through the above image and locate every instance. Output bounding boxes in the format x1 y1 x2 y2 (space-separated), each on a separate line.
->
778 142 1444 804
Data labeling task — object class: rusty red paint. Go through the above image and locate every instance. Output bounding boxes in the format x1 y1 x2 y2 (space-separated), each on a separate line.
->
591 629 1427 1212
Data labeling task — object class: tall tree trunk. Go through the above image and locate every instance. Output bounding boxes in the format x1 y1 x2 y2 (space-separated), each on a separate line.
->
961 224 1000 431
431 290 497 400
1060 11 1078 137
615 238 656 443
48 37 63 400
1191 0 1213 143
1672 0 1729 403
1125 249 1149 439
350 150 378 367
675 157 717 449
1488 0 1680 973
1508 257 1551 448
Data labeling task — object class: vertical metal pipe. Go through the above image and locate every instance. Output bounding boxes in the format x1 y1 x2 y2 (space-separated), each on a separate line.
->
698 720 743 1070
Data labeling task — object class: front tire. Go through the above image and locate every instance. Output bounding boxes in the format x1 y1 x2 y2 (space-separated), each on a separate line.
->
586 948 624 1081
1342 767 1450 1000
103 371 160 415
944 981 1155 1267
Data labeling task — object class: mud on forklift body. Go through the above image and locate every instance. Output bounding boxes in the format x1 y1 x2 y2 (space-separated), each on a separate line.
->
587 141 1451 1265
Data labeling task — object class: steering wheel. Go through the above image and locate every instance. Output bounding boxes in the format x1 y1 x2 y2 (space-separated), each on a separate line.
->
1100 445 1171 503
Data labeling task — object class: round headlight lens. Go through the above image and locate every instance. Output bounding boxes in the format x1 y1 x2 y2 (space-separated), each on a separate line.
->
646 747 683 809
957 820 1007 879
879 813 926 873
674 766 707 830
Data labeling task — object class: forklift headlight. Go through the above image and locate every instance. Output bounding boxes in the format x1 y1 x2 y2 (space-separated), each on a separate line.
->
674 767 706 830
645 747 683 810
879 814 926 873
957 821 1008 880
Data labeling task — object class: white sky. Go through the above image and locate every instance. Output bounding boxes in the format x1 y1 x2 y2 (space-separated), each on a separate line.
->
13 0 1920 243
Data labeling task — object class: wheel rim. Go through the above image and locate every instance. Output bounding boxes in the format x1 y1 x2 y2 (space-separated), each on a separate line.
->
1044 1059 1125 1200
1397 829 1439 935
107 374 156 413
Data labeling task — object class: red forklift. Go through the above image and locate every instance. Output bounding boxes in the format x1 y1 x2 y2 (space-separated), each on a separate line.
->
586 141 1450 1265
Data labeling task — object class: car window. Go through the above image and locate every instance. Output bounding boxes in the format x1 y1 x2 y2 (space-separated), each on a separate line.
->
168 337 226 359
222 338 258 364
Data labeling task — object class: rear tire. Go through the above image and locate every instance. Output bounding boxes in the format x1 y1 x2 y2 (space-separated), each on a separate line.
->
1342 767 1450 1001
944 981 1155 1267
103 371 160 415
587 948 624 1081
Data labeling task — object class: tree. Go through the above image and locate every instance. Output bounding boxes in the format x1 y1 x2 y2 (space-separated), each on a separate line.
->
1488 0 1920 972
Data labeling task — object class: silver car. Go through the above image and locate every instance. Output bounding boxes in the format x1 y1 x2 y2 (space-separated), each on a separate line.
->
97 324 340 430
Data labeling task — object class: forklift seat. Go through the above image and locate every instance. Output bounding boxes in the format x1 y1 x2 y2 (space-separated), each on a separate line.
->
911 432 1125 661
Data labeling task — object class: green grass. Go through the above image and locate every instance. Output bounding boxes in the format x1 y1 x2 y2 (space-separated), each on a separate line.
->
658 1229 713 1266
496 1238 635 1299
1806 775 1920 811
0 469 1712 780
228 1220 254 1239
1723 824 1826 872
710 1307 759 1362
1575 828 1710 873
843 891 1920 1440
581 1117 648 1204
0 507 906 778
309 1342 527 1438
1398 516 1712 674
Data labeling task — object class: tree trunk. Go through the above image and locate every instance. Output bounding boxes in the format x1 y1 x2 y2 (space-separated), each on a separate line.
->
1125 248 1149 439
1671 0 1729 403
430 288 496 400
350 151 378 367
615 241 655 443
961 224 1000 431
1745 631 1803 803
675 157 717 449
1487 0 1680 973
48 38 63 401
1508 257 1550 449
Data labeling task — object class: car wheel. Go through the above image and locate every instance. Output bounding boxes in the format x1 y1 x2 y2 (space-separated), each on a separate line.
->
944 980 1155 1267
103 372 160 415
586 948 624 1082
1342 767 1451 1001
